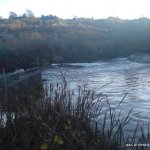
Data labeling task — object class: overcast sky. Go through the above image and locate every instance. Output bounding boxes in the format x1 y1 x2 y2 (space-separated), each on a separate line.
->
0 0 150 19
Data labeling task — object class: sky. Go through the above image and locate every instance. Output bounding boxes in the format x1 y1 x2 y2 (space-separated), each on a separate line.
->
0 0 150 19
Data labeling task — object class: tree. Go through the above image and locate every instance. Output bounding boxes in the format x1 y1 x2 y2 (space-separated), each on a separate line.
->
22 13 27 18
9 12 17 19
25 9 34 18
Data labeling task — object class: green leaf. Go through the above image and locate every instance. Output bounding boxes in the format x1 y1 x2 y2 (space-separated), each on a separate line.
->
40 143 48 150
64 123 72 130
54 135 64 145
72 130 81 142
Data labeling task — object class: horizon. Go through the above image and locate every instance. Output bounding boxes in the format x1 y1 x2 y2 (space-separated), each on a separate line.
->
0 0 150 20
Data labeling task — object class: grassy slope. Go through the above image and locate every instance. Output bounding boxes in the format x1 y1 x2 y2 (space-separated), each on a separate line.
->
1 17 150 72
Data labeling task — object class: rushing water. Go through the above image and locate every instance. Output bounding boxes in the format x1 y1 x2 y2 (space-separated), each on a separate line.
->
42 57 150 128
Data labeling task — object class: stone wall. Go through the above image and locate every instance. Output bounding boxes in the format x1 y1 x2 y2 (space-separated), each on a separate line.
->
0 71 43 102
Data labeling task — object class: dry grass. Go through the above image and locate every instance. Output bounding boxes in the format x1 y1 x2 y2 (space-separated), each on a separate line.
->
0 82 149 150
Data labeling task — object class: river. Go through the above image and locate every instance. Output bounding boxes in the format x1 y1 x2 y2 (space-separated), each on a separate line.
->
42 57 150 131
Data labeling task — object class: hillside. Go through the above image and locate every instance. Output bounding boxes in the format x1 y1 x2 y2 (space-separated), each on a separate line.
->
1 14 150 72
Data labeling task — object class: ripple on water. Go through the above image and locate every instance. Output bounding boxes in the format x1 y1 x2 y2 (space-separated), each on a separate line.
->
42 58 150 132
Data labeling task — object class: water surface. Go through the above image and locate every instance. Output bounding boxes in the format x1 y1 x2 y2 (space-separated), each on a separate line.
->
42 58 150 125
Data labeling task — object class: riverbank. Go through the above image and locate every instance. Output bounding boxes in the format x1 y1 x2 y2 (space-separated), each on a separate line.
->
0 70 42 103
1 16 150 72
0 82 149 150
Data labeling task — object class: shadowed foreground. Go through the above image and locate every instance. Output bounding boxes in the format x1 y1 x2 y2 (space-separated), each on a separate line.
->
0 83 149 150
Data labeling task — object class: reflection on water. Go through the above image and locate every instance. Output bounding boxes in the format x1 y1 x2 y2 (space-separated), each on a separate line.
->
42 58 150 125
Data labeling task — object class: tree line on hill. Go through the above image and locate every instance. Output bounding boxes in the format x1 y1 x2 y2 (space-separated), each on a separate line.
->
0 11 150 72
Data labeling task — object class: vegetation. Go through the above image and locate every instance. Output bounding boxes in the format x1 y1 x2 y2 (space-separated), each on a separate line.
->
1 11 150 72
0 82 149 150
0 10 149 150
